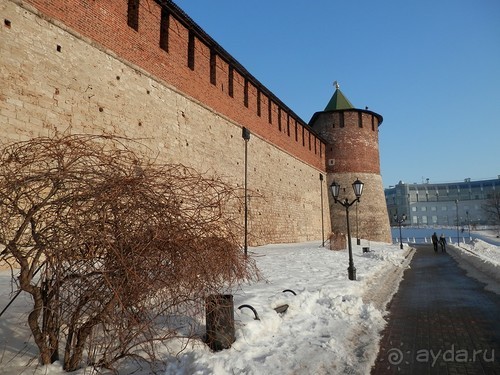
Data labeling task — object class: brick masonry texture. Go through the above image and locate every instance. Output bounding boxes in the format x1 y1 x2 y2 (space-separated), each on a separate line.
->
0 0 329 246
311 110 391 243
1 0 393 247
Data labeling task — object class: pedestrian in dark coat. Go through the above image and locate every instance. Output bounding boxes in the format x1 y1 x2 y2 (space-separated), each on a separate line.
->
439 234 447 253
432 232 438 252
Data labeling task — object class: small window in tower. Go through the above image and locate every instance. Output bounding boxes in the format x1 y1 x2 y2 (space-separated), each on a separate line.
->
371 115 375 131
358 112 363 128
127 0 140 31
188 31 195 70
160 7 169 52
339 112 345 128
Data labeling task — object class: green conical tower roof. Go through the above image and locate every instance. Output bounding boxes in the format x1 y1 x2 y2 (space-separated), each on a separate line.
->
324 82 354 111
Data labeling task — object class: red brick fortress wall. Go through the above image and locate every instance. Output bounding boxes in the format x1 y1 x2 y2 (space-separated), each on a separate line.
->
15 0 324 171
0 0 330 245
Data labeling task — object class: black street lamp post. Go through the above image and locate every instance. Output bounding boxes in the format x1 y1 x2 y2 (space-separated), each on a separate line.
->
242 127 251 257
330 178 364 281
356 201 361 246
393 213 406 249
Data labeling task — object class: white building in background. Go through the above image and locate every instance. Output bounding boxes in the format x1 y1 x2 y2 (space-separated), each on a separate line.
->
385 177 500 227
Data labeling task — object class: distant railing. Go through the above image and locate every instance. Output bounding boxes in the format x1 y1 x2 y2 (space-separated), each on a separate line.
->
393 236 473 245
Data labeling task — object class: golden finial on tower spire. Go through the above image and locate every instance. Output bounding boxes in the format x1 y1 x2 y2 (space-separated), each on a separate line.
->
333 80 340 90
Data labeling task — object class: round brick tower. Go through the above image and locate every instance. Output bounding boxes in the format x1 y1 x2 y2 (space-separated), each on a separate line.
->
310 83 391 243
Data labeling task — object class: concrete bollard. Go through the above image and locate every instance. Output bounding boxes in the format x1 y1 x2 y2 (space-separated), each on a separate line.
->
205 294 235 351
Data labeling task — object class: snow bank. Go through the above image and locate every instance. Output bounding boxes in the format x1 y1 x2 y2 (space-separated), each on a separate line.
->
0 241 413 375
163 241 412 375
448 239 500 295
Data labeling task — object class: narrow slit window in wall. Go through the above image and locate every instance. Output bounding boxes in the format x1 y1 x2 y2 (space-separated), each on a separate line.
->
268 99 272 124
127 0 139 31
228 66 234 97
159 7 169 51
244 79 249 107
278 108 282 131
295 121 298 141
210 50 216 85
257 90 261 117
287 115 290 136
358 112 363 128
188 31 195 70
340 112 345 128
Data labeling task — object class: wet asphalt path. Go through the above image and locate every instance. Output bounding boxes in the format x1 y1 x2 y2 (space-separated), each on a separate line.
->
371 244 500 374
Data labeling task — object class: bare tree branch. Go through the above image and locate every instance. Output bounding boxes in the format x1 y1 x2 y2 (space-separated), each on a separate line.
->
0 134 258 372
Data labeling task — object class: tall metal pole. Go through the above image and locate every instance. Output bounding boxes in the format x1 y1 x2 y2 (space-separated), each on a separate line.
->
242 127 250 256
356 200 360 245
244 139 248 256
320 174 325 246
466 210 470 238
398 220 403 249
345 202 356 280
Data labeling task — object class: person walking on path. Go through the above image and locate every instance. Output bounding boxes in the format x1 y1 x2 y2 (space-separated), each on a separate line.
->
431 232 438 252
439 233 447 252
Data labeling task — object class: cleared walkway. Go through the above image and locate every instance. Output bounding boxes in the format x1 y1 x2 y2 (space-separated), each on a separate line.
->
372 244 500 374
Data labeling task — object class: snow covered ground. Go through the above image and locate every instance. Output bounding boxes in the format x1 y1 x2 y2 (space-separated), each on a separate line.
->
448 234 500 295
1 235 498 375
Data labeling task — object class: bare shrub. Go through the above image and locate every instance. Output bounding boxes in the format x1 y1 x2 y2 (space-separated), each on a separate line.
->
0 134 258 372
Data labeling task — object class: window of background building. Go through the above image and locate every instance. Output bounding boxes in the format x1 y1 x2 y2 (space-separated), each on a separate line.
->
412 207 417 212
432 216 438 224
422 216 428 224
431 206 437 211
421 206 427 211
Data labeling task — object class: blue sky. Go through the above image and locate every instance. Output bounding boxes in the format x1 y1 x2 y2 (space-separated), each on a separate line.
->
173 0 500 187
